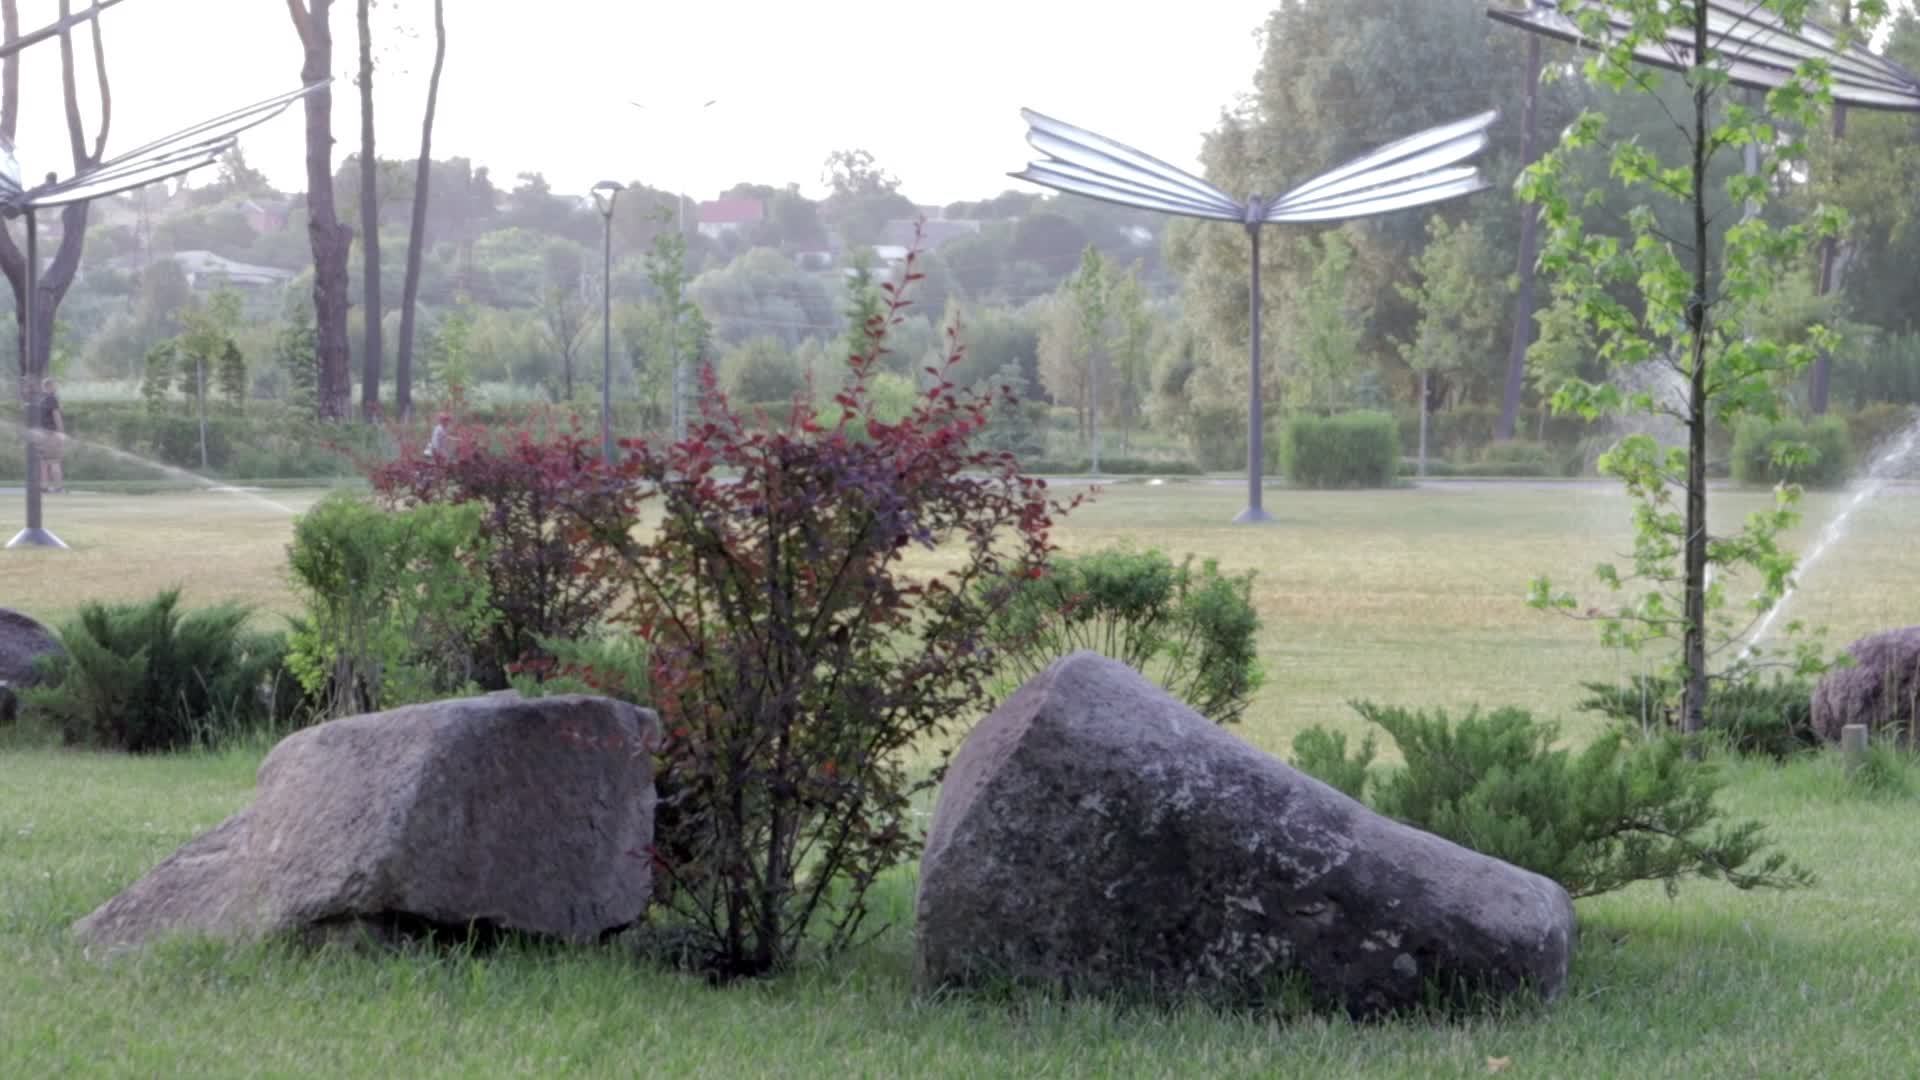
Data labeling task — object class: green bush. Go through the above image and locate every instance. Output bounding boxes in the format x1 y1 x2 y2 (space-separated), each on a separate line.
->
1578 673 1817 760
1730 415 1852 489
1842 401 1918 460
1398 457 1458 478
1184 404 1247 472
987 547 1263 724
1290 702 1812 899
1279 411 1400 489
1394 404 1594 462
21 590 291 752
286 493 494 717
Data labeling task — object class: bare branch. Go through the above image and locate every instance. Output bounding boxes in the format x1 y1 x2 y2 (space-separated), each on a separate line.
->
87 4 107 161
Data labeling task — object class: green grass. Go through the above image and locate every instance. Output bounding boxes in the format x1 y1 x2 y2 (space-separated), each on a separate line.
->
4 479 1920 1075
3 749 1919 1076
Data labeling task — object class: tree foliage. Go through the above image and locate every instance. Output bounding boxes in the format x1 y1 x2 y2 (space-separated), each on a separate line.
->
1522 0 1871 730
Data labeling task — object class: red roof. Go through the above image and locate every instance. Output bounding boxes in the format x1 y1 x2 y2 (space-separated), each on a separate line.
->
698 198 764 225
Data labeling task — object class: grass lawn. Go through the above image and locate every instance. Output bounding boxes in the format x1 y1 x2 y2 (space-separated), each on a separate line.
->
3 479 1919 1075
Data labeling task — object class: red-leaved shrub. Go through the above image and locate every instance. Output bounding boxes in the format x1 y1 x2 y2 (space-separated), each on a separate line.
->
367 409 637 688
574 233 1078 978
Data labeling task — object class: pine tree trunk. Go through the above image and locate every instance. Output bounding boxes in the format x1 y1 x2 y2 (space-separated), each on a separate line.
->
1418 368 1430 478
356 0 382 421
1497 33 1543 442
289 0 353 422
394 0 445 421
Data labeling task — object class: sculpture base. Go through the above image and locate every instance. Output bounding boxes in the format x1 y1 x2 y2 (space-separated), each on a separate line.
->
1231 506 1275 525
6 527 68 550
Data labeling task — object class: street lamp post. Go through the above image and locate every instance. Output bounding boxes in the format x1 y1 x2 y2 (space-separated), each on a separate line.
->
591 180 624 467
1010 108 1497 522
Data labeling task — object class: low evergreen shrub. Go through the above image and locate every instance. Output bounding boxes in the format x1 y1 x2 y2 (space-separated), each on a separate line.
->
22 590 291 752
986 547 1263 724
1279 411 1400 489
1290 701 1812 899
1578 673 1817 760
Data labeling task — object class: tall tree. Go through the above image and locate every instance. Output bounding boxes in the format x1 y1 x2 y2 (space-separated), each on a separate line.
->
287 0 353 421
1805 0 1853 416
394 0 446 420
539 282 587 401
356 0 382 420
0 0 111 388
1497 33 1545 441
1399 215 1508 474
1524 0 1867 738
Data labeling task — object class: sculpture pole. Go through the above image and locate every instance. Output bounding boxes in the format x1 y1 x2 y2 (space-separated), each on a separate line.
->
1237 220 1271 524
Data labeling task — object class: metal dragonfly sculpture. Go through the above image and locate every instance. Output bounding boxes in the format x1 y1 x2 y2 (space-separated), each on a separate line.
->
1487 0 1920 112
1011 107 1498 521
3 0 325 548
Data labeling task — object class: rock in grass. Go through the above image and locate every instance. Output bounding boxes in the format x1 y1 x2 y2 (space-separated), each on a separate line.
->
915 652 1576 1018
1812 626 1920 747
0 606 62 692
73 693 658 953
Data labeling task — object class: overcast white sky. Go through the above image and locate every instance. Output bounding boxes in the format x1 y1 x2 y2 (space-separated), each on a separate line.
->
6 0 1273 205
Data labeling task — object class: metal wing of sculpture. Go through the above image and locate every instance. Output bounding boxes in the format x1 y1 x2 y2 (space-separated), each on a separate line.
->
2 81 327 214
1011 108 1498 225
1488 0 1920 112
1264 110 1497 223
1010 108 1244 221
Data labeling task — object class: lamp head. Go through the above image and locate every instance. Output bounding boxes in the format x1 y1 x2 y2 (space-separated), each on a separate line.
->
591 180 624 218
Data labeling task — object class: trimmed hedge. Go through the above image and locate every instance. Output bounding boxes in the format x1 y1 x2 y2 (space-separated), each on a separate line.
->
1730 415 1852 489
1279 411 1400 489
1842 401 1918 459
1184 404 1248 472
1022 457 1204 476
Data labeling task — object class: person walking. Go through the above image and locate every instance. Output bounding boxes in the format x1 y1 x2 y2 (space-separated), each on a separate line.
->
426 412 452 460
36 377 65 494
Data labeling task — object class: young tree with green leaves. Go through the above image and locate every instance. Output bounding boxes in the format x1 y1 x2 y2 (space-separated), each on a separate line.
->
276 294 320 419
644 204 707 438
217 340 247 409
1521 0 1871 737
427 302 474 402
1069 246 1111 470
840 247 886 367
1397 215 1510 475
1288 231 1369 415
1107 262 1155 456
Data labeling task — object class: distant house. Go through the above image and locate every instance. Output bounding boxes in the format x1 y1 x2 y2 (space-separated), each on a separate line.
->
696 197 764 239
168 250 296 290
238 198 291 234
878 217 981 252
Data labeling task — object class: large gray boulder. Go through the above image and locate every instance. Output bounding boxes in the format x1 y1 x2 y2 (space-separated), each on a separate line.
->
0 607 63 719
916 652 1576 1018
0 606 61 686
74 693 658 953
1812 626 1920 747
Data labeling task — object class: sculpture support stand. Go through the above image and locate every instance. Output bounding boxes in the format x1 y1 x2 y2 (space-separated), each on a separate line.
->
9 208 65 550
1235 222 1272 524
